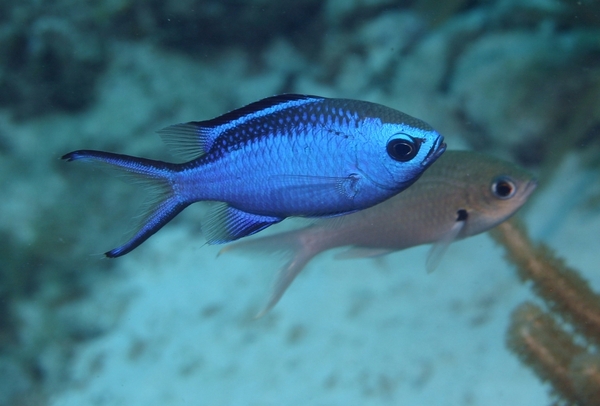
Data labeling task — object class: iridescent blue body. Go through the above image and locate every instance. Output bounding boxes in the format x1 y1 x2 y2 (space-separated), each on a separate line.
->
62 94 445 257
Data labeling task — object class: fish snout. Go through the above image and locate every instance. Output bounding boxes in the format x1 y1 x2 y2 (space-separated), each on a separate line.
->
522 178 538 200
422 135 446 167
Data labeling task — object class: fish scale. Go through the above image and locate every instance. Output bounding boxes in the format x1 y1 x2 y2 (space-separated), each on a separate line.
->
62 94 445 257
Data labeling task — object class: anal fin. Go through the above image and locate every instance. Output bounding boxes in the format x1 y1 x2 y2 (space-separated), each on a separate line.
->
204 203 283 244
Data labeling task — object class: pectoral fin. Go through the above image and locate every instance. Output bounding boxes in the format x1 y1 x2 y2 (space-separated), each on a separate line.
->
425 220 465 273
269 174 362 215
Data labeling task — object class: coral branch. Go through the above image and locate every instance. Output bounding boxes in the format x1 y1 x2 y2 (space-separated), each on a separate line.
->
493 217 600 405
507 302 587 403
492 217 600 346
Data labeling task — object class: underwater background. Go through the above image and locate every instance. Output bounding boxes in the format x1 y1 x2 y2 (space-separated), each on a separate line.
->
1 0 600 405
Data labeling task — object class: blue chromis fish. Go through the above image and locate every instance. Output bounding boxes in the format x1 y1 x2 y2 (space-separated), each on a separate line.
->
62 94 446 258
222 150 537 316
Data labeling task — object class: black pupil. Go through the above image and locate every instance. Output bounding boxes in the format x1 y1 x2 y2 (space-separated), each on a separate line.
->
495 180 513 197
387 138 418 162
394 142 412 156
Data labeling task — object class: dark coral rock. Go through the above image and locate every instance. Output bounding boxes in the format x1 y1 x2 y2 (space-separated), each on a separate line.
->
0 14 107 118
110 0 325 55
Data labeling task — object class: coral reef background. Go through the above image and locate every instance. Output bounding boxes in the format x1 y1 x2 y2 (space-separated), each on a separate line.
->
1 0 599 404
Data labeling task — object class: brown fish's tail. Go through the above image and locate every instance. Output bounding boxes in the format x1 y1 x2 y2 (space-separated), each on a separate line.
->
220 226 323 316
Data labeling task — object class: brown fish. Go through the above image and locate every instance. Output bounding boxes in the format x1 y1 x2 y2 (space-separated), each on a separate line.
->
222 150 537 315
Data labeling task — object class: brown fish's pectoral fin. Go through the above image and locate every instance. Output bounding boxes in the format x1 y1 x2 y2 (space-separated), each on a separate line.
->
334 247 396 260
425 218 466 273
203 203 284 244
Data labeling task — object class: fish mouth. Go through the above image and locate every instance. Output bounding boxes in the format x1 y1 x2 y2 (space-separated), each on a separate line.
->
421 135 446 167
522 178 538 200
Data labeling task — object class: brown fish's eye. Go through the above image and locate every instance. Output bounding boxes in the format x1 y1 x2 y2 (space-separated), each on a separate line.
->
492 176 516 199
387 137 419 162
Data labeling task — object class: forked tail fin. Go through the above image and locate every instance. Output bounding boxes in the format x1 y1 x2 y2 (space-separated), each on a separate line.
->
62 150 189 257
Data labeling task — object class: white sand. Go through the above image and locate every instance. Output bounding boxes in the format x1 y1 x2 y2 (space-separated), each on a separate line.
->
48 156 600 406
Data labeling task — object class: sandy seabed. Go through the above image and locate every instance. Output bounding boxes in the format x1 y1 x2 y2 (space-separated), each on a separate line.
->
47 153 600 406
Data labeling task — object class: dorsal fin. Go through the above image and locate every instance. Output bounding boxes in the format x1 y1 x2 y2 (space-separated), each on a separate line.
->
157 123 213 161
157 94 324 161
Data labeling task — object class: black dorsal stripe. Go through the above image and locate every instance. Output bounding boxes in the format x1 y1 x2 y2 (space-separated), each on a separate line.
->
189 94 324 129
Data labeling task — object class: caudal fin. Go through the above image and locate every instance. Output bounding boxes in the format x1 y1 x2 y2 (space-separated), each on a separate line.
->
62 150 189 258
220 227 320 316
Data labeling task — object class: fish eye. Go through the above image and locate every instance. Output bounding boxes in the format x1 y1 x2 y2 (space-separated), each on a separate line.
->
491 176 516 199
386 136 420 162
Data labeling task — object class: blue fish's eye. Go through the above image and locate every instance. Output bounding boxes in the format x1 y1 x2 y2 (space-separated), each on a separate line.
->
491 176 516 199
387 136 420 162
